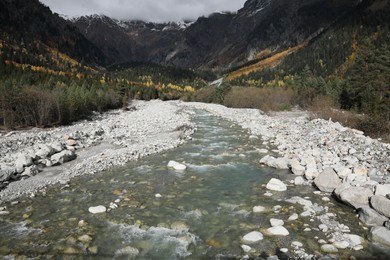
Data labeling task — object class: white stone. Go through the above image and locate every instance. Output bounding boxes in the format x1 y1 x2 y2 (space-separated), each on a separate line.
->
270 218 284 227
294 176 305 185
280 248 288 253
266 178 287 191
242 231 264 244
375 184 390 197
290 159 305 176
344 234 365 246
241 245 252 253
167 161 187 171
253 206 266 213
88 206 106 214
155 193 162 198
292 241 303 247
266 226 289 236
333 241 349 249
288 213 299 221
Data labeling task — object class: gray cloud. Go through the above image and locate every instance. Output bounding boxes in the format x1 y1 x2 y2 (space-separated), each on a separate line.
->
40 0 247 22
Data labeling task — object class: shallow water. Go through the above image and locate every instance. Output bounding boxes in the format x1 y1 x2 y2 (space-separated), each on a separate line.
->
0 111 389 259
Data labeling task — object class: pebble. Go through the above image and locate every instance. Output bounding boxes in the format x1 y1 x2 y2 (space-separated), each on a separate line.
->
321 244 338 253
88 206 106 214
242 231 264 243
288 213 299 221
253 206 266 213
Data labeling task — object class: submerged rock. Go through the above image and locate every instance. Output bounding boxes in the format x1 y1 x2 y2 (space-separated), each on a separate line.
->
88 206 106 214
242 231 264 244
167 161 187 171
266 226 289 236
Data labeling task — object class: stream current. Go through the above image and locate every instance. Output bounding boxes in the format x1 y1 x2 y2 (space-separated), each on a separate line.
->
0 110 389 259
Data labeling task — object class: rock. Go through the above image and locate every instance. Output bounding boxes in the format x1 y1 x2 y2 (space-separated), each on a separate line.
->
155 193 162 198
88 206 106 214
253 206 266 213
358 206 388 226
294 176 305 185
241 245 252 253
334 167 352 179
321 244 338 253
370 195 390 218
288 213 299 221
371 226 390 246
78 235 93 242
375 184 390 197
242 231 264 244
115 246 139 257
304 156 319 180
266 178 287 191
65 139 77 146
50 142 63 153
51 150 76 165
354 167 368 176
0 164 17 182
167 161 186 171
266 226 289 236
15 153 33 169
260 155 289 170
314 168 342 193
0 210 10 215
270 218 284 227
333 241 349 249
334 183 373 209
290 159 305 176
344 234 365 246
35 144 55 158
21 165 39 177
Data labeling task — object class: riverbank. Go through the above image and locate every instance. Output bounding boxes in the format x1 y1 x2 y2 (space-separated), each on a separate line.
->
182 102 390 250
0 100 194 203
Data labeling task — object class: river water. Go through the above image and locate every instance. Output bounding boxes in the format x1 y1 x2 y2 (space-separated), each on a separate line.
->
0 110 389 259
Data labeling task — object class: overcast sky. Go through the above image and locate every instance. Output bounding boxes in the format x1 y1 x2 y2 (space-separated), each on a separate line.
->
40 0 247 22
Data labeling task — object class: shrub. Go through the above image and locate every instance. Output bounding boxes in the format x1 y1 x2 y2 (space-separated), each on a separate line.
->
223 87 293 112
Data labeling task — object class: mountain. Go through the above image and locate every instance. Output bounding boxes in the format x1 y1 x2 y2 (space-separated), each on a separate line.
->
72 15 191 66
71 0 363 69
0 0 107 67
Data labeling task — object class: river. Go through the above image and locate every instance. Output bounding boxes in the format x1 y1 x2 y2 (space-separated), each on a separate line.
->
0 110 389 259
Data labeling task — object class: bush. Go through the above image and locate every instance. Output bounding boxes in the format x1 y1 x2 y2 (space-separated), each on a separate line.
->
223 87 293 112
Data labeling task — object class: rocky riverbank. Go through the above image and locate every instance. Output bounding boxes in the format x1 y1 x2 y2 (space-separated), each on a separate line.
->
182 102 390 252
0 100 194 203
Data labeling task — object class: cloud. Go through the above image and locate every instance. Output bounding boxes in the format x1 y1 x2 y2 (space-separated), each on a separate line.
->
40 0 247 22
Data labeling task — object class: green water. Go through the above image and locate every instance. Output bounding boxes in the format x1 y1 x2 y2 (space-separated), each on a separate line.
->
0 111 389 259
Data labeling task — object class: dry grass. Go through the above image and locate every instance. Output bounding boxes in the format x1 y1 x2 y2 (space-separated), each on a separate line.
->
223 87 294 112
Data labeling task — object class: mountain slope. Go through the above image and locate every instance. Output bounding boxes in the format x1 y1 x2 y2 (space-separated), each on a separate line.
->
0 0 107 67
71 0 363 69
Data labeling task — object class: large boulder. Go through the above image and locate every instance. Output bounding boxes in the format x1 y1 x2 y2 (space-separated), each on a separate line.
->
314 168 342 193
0 164 17 182
35 144 56 159
260 155 289 170
334 183 373 209
266 178 287 191
51 150 76 165
371 226 390 247
358 206 388 226
370 195 390 218
15 153 33 169
375 184 390 197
